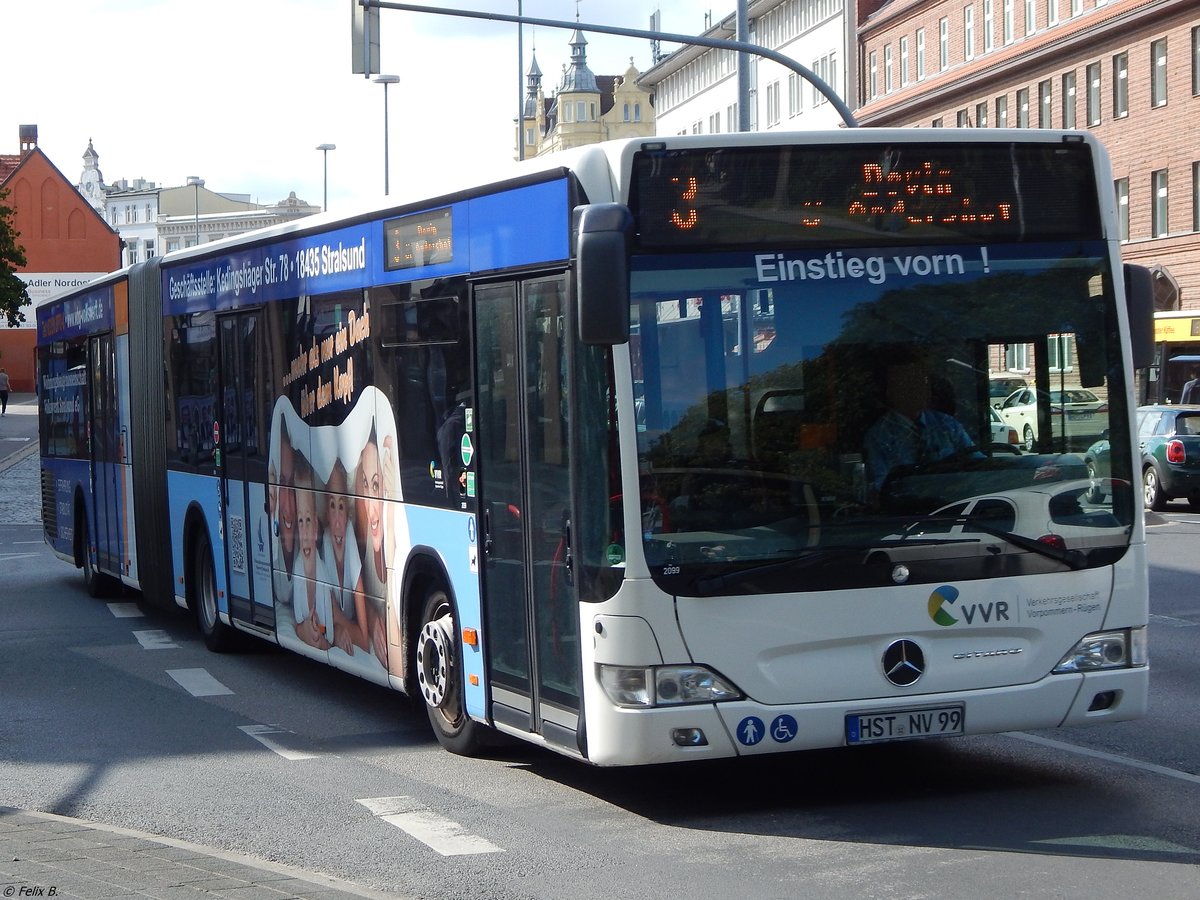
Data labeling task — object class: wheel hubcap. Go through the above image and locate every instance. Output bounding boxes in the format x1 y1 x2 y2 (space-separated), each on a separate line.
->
417 611 453 708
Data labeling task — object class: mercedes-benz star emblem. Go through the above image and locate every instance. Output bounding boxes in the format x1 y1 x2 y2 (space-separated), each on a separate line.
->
882 639 925 686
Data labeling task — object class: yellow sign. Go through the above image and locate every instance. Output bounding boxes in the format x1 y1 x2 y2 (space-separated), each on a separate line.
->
1154 317 1200 341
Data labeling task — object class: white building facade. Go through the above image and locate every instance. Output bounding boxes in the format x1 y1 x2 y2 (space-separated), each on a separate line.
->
639 0 856 135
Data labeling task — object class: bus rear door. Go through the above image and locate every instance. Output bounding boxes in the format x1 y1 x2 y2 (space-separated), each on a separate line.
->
88 332 123 581
216 310 272 627
473 276 584 753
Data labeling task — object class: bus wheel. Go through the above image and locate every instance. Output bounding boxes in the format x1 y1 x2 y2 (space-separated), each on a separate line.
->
415 586 481 755
78 515 111 598
193 531 235 652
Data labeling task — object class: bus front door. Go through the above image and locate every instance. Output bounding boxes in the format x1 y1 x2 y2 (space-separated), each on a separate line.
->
474 277 583 752
88 332 122 579
216 310 272 627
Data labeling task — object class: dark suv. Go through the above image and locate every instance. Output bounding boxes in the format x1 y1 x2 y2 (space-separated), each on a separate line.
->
1137 404 1200 510
989 376 1027 401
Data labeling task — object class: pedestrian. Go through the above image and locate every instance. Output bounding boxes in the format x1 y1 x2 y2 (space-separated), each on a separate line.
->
0 367 10 415
1181 368 1200 404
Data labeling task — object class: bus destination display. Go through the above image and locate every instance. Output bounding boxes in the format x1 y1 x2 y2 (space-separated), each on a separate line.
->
630 142 1102 249
385 207 454 271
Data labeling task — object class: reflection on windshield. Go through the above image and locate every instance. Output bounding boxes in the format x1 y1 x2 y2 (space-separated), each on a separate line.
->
630 242 1134 594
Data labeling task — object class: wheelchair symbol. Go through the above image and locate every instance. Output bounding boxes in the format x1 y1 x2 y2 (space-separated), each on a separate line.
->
770 714 797 744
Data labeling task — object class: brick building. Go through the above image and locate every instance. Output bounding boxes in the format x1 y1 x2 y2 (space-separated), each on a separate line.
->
855 0 1198 318
0 125 121 392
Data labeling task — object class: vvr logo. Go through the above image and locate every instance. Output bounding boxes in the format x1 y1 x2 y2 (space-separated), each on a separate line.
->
927 585 1010 627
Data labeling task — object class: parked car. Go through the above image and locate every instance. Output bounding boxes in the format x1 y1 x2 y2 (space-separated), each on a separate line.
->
870 479 1127 566
989 405 1019 447
1137 405 1200 510
989 376 1027 400
997 387 1108 452
1082 437 1110 503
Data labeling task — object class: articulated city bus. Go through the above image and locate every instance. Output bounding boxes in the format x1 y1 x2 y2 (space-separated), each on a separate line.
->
38 130 1153 766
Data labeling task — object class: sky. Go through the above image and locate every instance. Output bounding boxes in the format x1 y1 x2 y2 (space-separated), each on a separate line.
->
1 1 714 214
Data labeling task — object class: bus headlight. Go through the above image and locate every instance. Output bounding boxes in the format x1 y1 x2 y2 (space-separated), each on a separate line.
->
1052 627 1147 673
598 664 742 708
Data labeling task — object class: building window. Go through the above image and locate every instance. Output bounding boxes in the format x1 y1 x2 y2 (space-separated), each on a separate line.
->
984 0 995 52
939 18 949 70
1152 169 1169 237
1193 26 1200 95
1039 79 1053 127
916 29 926 79
1071 0 1082 15
932 117 944 127
692 120 703 134
1025 0 1037 34
964 7 975 60
885 44 894 92
1112 52 1128 118
1193 162 1200 232
1061 71 1076 127
1048 0 1059 26
1017 87 1030 126
146 240 155 258
577 100 588 121
1151 38 1168 108
634 103 642 122
996 94 1009 126
900 37 910 86
976 101 989 126
789 73 802 117
1048 334 1074 372
727 103 738 130
766 80 781 126
1087 62 1101 125
1115 178 1129 241
1003 0 1014 45
623 103 630 122
869 51 878 99
709 112 722 133
1006 343 1030 371
957 109 970 127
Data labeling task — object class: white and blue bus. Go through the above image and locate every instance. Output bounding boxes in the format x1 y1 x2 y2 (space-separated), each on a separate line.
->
38 130 1154 766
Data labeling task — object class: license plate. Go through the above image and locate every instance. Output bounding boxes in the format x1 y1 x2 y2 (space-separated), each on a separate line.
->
845 704 964 745
1069 411 1094 420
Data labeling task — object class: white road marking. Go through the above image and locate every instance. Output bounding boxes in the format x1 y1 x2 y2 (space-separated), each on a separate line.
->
1150 613 1198 628
134 629 178 649
357 796 503 856
167 667 233 696
1010 732 1200 786
108 602 144 618
0 552 39 562
237 724 319 760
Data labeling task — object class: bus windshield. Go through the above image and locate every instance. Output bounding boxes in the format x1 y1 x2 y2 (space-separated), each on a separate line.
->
628 145 1133 595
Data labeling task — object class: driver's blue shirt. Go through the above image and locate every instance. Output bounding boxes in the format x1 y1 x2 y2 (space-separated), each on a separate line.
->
865 408 976 491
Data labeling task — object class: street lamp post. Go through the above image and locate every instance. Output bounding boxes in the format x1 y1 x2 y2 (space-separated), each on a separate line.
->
316 144 336 211
186 175 204 245
373 74 400 195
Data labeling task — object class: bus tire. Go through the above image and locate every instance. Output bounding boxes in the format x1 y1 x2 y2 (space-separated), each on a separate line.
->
78 512 113 598
415 584 481 755
192 531 236 652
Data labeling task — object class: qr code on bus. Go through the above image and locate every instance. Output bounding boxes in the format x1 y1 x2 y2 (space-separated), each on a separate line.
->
230 515 246 574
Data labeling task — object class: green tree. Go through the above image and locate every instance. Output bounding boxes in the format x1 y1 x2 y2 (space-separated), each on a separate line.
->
0 187 30 327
